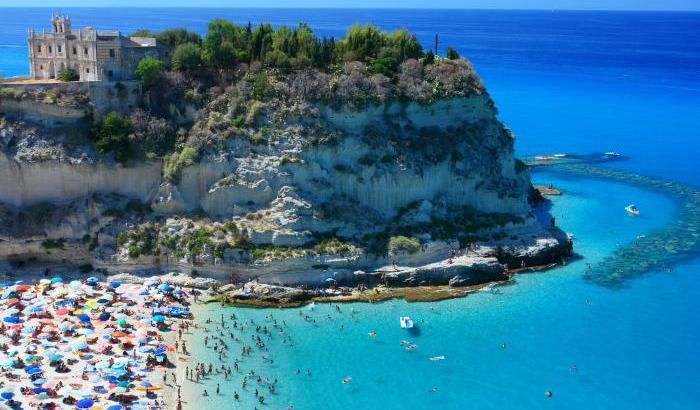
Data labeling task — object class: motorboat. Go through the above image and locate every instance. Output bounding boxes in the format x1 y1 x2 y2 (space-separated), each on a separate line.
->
399 316 414 329
625 204 640 215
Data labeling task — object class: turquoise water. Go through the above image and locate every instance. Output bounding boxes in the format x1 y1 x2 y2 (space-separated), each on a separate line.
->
2 8 700 409
185 172 700 409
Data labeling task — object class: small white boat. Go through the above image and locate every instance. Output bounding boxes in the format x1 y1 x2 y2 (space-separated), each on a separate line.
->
605 151 622 156
625 204 640 215
400 316 414 329
429 356 446 361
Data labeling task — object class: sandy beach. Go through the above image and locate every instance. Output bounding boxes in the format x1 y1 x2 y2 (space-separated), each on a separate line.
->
0 273 192 410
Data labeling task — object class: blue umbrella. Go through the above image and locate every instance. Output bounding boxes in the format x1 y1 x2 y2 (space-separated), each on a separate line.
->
25 366 43 375
32 387 48 394
173 289 185 295
78 313 91 323
50 277 63 283
98 312 111 321
0 392 13 400
157 283 171 291
110 281 121 288
75 398 94 408
86 277 98 283
152 314 166 323
107 405 123 410
3 316 19 324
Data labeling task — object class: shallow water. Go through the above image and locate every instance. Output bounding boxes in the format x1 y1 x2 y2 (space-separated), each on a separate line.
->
183 172 699 409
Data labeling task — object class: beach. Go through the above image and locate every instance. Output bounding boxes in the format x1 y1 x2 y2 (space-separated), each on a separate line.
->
0 273 192 410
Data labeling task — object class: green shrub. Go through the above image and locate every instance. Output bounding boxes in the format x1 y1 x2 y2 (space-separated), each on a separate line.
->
41 239 65 250
92 112 133 164
164 146 199 181
445 47 460 60
172 42 203 71
134 56 163 88
0 88 16 99
388 235 421 254
58 68 79 81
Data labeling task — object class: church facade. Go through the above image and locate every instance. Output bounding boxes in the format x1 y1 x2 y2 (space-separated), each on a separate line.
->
27 15 162 82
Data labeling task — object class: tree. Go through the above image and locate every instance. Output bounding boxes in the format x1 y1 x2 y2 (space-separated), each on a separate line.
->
157 28 202 47
249 23 273 62
204 18 247 68
445 47 460 60
172 43 203 71
92 112 133 164
388 28 423 61
134 56 163 87
130 28 155 38
340 24 387 62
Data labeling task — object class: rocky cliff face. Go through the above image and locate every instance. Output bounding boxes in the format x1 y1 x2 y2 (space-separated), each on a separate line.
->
0 60 571 286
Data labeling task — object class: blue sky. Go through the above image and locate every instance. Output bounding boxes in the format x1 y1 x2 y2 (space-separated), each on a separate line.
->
6 1 700 11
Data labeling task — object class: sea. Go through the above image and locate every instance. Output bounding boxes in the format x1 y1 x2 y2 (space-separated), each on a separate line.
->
1 8 699 409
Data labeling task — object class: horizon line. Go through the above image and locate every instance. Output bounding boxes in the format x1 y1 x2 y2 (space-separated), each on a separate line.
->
2 6 700 12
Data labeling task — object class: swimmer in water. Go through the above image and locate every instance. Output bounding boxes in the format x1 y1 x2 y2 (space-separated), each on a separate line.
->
545 391 553 398
342 376 352 384
368 331 377 337
500 342 507 349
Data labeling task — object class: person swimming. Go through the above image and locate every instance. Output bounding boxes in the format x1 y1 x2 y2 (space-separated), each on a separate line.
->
368 331 377 337
342 376 352 384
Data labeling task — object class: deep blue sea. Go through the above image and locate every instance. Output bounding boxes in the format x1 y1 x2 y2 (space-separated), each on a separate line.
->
1 8 700 409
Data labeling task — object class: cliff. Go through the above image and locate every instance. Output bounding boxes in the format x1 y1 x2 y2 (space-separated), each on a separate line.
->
0 57 571 287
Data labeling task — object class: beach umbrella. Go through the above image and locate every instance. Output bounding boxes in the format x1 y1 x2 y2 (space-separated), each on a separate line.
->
56 308 70 315
134 382 160 391
98 312 111 321
87 277 99 283
15 284 31 292
95 360 111 369
110 281 121 289
78 313 91 323
116 318 128 327
3 316 19 324
75 398 95 408
325 277 336 282
25 366 43 375
51 277 63 283
0 391 13 400
48 353 63 362
107 405 123 410
71 337 88 350
151 315 165 323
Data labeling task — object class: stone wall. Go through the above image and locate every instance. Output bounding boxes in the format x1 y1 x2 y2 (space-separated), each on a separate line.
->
0 80 141 121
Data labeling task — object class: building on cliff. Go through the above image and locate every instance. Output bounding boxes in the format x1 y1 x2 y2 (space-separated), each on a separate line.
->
27 14 163 82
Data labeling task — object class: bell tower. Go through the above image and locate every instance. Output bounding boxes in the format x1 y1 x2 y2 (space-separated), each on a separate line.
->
51 14 71 34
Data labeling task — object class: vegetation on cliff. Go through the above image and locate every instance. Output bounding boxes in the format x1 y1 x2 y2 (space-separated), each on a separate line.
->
86 19 485 166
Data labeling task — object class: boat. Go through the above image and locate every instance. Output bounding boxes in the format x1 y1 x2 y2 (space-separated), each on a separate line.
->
625 204 640 215
605 151 622 156
429 356 446 361
399 316 414 329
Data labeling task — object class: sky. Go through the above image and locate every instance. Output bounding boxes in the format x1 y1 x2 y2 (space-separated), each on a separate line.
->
4 0 700 11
